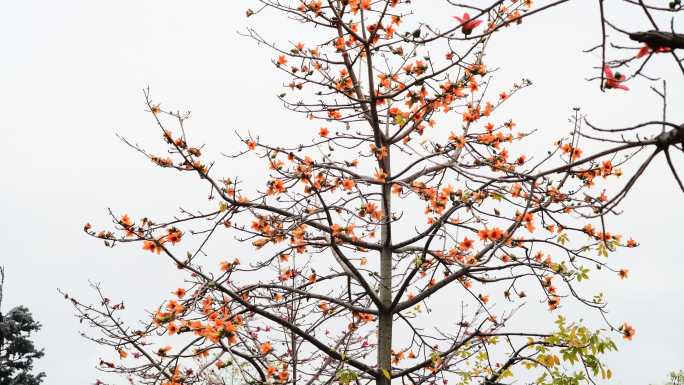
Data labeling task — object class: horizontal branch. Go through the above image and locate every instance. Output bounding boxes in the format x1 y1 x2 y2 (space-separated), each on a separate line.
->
629 30 684 50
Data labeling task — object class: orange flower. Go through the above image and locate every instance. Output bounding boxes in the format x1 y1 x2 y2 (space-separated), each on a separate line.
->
392 350 405 364
120 214 133 227
353 311 376 323
482 102 494 116
459 237 474 251
271 179 286 194
621 323 635 340
260 341 273 354
188 320 203 331
247 140 257 150
143 240 162 254
370 144 388 160
219 261 234 272
328 109 342 119
319 127 329 137
335 37 345 51
561 143 583 161
172 288 186 298
154 310 173 325
449 132 466 148
618 269 629 279
331 223 343 236
373 169 387 182
157 345 172 356
277 55 287 66
547 296 560 311
166 300 185 314
392 183 403 195
318 302 330 314
342 179 355 191
489 227 504 241
601 160 613 176
279 268 295 281
167 322 179 336
252 238 269 249
166 228 183 245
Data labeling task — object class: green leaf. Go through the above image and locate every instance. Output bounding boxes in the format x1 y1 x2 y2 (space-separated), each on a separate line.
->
596 243 609 258
576 266 590 282
394 114 406 126
336 369 358 385
219 201 228 213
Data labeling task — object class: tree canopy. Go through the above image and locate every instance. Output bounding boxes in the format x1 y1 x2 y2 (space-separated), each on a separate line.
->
0 268 45 385
66 1 683 385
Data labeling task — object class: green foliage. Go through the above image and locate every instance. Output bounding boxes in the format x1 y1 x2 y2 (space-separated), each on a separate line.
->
0 306 46 385
522 316 617 385
575 266 590 282
336 369 358 385
657 370 684 385
668 371 684 385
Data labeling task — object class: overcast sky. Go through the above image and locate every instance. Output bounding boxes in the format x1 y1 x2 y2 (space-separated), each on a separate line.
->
1 1 683 384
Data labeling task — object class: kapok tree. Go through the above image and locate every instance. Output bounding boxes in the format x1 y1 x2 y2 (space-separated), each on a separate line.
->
66 1 683 385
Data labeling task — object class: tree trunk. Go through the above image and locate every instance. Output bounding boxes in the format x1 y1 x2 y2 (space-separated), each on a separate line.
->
377 149 393 385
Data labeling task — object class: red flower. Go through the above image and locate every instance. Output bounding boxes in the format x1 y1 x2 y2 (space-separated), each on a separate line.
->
636 44 671 58
458 237 474 251
603 65 629 91
453 13 483 35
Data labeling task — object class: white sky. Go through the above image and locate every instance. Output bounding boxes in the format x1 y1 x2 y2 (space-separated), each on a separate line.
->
1 1 683 384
